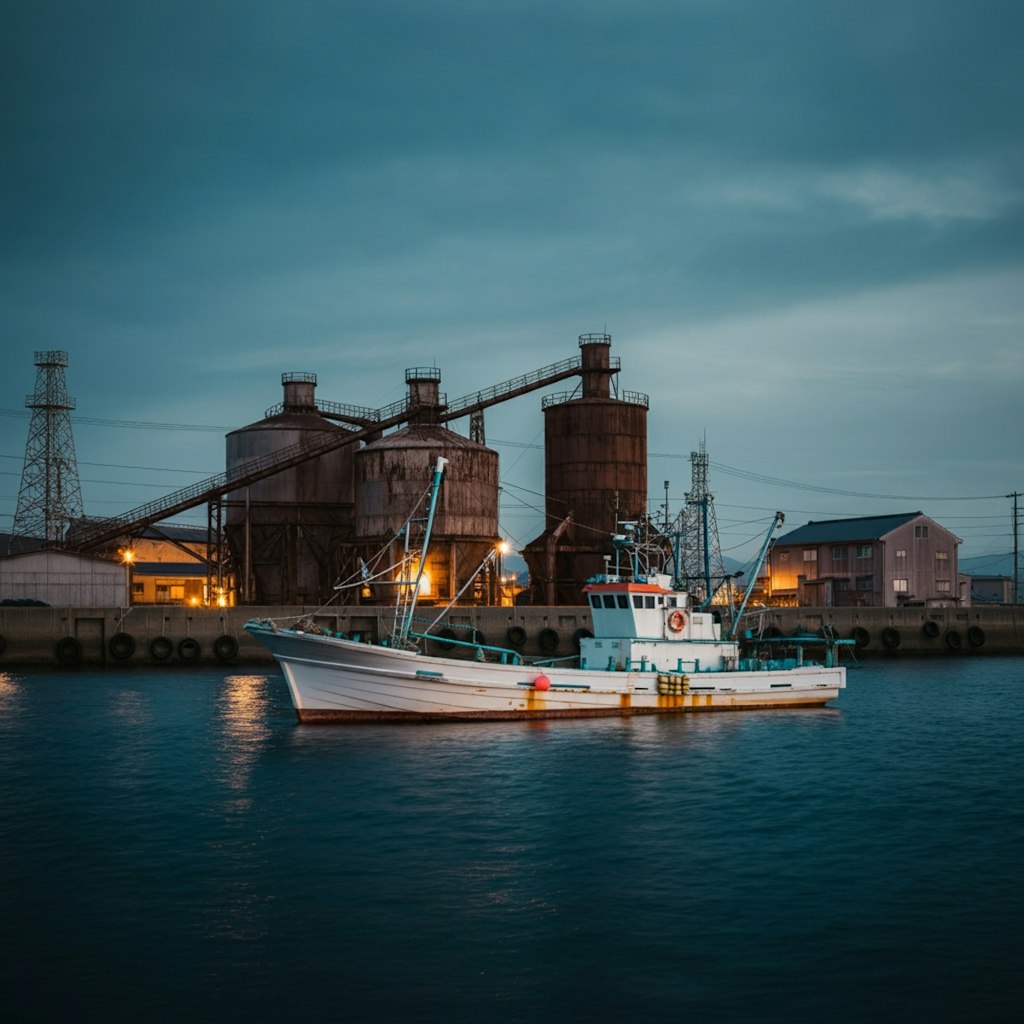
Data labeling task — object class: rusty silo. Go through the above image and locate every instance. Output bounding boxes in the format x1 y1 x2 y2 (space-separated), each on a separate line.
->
523 333 649 604
224 372 358 605
354 368 500 606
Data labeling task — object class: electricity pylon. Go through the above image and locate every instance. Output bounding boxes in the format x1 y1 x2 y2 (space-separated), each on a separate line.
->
9 351 84 552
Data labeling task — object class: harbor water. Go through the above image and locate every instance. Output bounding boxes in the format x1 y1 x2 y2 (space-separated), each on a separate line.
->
2 659 1022 1022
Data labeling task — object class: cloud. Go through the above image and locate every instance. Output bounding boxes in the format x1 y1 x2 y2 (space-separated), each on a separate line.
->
820 166 1019 224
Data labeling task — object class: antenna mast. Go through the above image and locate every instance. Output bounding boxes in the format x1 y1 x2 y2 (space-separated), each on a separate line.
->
679 438 726 606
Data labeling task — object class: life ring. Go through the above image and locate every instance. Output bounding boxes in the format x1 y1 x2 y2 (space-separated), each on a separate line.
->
55 636 83 665
108 632 136 660
538 628 560 653
945 629 962 651
922 621 940 639
967 625 986 648
149 636 173 661
851 627 870 648
213 634 239 661
434 628 457 651
668 610 686 632
881 627 901 650
506 626 527 647
178 637 201 662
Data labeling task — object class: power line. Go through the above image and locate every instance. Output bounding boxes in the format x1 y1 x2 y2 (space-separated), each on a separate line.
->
1 408 226 432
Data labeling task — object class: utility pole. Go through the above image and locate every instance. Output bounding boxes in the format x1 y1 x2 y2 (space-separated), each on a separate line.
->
1010 491 1021 605
9 351 84 553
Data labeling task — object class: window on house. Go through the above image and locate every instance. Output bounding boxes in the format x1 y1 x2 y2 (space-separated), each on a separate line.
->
778 551 789 561
836 579 849 591
856 576 873 591
132 582 145 597
936 580 951 593
855 545 872 559
936 551 949 562
156 584 170 602
831 546 848 560
803 549 817 562
895 549 906 559
915 525 929 538
893 579 908 593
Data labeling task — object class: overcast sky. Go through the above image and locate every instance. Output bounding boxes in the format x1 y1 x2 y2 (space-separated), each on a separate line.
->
2 0 1021 569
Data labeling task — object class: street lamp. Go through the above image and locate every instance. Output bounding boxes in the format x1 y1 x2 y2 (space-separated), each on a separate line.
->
122 548 135 606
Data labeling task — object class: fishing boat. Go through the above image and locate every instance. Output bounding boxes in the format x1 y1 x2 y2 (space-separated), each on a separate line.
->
245 458 852 721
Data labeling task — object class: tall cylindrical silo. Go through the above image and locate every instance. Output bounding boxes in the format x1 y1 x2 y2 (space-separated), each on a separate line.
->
354 368 500 606
224 372 358 605
523 334 649 604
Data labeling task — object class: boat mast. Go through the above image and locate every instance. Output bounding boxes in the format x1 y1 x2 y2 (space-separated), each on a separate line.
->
399 456 447 641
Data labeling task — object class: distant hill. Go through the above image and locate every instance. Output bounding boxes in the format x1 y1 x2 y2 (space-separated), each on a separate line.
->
959 553 1021 578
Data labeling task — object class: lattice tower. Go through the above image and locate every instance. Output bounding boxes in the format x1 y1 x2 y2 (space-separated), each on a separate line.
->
678 439 726 605
9 351 84 550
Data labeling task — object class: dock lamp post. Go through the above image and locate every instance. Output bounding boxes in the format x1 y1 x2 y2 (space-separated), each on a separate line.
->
122 548 135 607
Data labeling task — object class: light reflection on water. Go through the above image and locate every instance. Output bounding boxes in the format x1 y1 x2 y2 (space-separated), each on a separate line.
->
216 673 274 793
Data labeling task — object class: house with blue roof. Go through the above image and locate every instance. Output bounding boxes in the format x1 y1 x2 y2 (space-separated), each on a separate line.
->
768 512 966 608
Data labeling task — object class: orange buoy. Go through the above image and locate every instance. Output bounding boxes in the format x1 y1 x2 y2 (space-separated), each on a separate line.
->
534 674 551 691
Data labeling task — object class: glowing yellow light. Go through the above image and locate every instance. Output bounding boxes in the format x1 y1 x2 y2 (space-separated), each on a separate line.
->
122 548 135 565
417 571 432 597
497 541 510 555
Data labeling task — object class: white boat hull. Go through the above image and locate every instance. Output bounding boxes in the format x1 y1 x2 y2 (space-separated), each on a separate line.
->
246 624 845 722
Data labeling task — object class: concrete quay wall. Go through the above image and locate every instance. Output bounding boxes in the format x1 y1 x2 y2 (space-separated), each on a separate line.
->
0 604 1021 668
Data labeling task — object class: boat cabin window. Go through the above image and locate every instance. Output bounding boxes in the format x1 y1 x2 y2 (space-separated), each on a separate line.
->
602 595 617 609
590 595 600 609
617 595 629 609
632 595 643 608
645 596 656 609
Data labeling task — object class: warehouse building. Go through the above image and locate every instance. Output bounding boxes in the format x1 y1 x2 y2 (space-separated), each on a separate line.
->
768 512 969 608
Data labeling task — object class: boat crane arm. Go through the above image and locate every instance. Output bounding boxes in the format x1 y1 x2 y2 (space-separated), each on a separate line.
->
725 511 784 640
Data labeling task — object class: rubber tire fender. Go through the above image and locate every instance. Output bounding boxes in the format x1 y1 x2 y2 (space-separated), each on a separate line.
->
213 634 239 661
967 625 985 648
881 627 901 650
922 620 940 639
506 625 527 647
108 632 136 660
178 637 201 662
150 636 173 661
851 627 870 648
55 636 83 665
945 630 962 651
573 627 593 649
538 628 560 653
434 628 457 651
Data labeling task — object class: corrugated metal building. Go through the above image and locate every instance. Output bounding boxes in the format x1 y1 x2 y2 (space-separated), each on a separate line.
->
768 512 968 608
0 549 126 607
